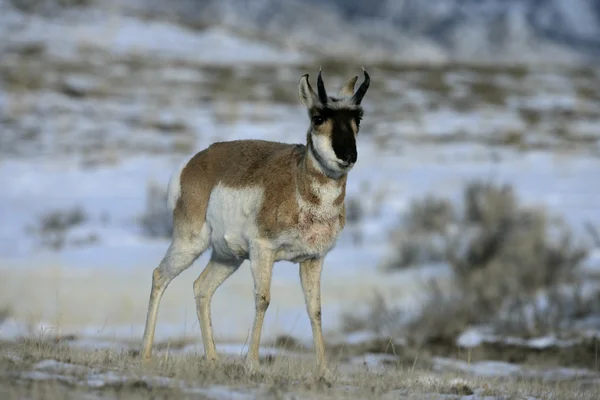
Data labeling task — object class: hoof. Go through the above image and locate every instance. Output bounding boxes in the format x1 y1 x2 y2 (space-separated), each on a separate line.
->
318 375 333 388
316 368 333 387
244 360 260 375
201 354 220 365
140 354 153 365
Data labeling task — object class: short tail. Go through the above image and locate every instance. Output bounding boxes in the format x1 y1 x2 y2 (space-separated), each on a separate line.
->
166 161 187 212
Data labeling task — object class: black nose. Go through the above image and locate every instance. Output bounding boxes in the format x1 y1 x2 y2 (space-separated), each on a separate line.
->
345 151 357 164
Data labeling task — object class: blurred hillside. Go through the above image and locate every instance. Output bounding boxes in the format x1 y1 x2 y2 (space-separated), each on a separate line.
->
4 0 600 64
122 0 600 64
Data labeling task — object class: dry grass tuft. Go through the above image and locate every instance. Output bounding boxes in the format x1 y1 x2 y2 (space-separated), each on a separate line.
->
376 181 590 342
448 181 586 296
387 181 587 284
495 284 600 337
468 80 508 106
27 207 96 250
405 195 456 235
385 195 455 269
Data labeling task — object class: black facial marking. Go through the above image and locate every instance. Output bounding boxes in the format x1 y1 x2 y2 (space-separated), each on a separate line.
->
310 106 362 165
330 113 357 164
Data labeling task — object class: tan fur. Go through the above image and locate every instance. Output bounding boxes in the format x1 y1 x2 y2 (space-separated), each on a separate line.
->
311 119 334 137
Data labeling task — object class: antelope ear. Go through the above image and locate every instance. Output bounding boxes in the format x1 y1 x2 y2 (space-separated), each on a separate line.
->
338 76 358 97
298 74 317 108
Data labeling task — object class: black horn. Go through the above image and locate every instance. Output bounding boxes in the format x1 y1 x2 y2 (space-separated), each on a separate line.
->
317 69 328 105
352 68 370 105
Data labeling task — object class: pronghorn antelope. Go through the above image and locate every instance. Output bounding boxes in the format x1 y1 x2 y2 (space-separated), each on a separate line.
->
141 68 370 376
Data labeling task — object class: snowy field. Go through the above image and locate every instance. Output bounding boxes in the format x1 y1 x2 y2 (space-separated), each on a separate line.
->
1 1 600 398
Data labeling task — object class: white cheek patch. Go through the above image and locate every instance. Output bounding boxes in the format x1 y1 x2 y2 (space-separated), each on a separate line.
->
312 134 340 168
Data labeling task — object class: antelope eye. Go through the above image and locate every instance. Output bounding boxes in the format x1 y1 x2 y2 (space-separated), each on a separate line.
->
312 115 324 126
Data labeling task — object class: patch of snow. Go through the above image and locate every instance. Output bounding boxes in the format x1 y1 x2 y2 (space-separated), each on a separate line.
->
7 10 307 65
85 370 131 388
419 109 525 138
33 359 90 375
434 355 600 382
60 75 104 97
570 120 600 139
434 357 522 378
457 326 586 350
343 331 383 346
159 67 205 83
189 386 256 400
502 335 582 349
456 327 487 348
533 366 600 382
20 370 78 384
581 249 600 275
527 336 564 349
508 93 577 111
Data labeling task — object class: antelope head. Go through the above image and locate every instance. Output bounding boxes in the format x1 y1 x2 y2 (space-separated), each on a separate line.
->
298 68 370 178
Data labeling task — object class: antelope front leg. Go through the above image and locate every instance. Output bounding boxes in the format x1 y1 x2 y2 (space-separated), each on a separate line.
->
246 243 275 371
299 257 328 377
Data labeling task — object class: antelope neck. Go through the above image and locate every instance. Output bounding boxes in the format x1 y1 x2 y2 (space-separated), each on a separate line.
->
296 139 347 204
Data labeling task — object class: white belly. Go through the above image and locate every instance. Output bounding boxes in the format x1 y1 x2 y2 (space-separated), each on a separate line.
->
205 184 343 262
205 185 263 260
